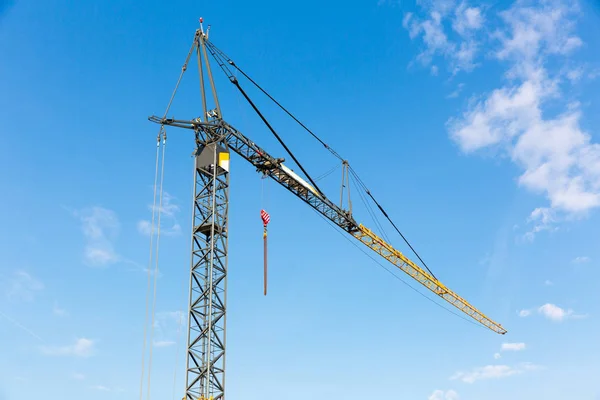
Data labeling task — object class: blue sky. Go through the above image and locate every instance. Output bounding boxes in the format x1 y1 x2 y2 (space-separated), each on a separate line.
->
1 0 599 399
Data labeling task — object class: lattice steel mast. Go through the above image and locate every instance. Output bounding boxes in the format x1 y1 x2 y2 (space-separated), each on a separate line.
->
170 23 230 400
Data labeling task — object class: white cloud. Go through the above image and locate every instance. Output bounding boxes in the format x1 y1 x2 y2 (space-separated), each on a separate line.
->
447 83 465 99
451 362 541 383
137 192 182 237
519 303 585 321
153 340 176 348
406 0 600 238
494 353 501 359
41 338 95 357
452 2 483 35
523 207 558 241
538 303 573 321
72 373 85 380
518 309 531 317
544 279 554 286
53 302 68 317
572 256 590 264
91 385 110 392
154 310 185 328
3 270 43 302
152 310 185 345
0 310 44 342
501 342 526 351
75 207 120 266
429 389 459 400
494 1 582 62
402 0 483 74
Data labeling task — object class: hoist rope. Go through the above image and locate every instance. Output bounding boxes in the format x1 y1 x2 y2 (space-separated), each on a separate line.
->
146 135 167 400
229 78 325 197
314 164 340 181
350 172 392 244
263 230 268 295
204 39 439 281
308 206 485 331
348 167 438 281
140 37 193 400
139 135 162 400
164 39 198 118
205 41 344 162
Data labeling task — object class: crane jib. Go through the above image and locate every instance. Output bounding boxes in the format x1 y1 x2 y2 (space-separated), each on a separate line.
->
149 116 507 335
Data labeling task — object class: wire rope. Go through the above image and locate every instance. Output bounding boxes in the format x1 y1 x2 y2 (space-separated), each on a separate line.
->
139 134 162 400
205 39 439 281
309 206 486 331
146 135 167 400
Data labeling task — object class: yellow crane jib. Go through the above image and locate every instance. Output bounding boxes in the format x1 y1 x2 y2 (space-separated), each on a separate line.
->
352 224 507 335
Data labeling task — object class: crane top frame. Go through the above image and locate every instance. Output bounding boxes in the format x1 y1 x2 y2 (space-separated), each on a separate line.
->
150 115 507 336
146 21 507 400
149 24 507 335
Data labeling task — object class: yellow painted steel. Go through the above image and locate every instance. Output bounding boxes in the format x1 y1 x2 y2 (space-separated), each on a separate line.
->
352 224 507 335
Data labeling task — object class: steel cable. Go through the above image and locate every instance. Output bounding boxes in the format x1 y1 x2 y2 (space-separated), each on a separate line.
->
205 39 439 281
139 134 162 400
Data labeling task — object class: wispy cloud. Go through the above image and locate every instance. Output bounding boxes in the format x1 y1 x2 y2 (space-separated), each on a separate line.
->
72 373 85 380
137 191 182 237
451 362 541 383
153 340 176 348
402 0 484 75
494 353 501 360
152 310 185 347
518 309 531 317
572 256 590 264
501 342 526 351
41 338 95 357
53 302 68 317
2 270 44 302
0 310 44 342
447 83 465 99
429 389 459 400
544 279 554 286
90 385 124 393
74 207 121 266
519 303 586 322
405 0 600 238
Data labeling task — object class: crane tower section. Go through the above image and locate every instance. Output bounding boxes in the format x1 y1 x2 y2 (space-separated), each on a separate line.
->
184 26 229 400
187 138 230 400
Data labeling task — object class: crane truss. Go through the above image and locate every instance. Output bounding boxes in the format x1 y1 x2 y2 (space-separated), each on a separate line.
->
149 117 507 336
186 128 230 400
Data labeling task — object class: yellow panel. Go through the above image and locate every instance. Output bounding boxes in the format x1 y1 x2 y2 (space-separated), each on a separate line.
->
218 152 230 172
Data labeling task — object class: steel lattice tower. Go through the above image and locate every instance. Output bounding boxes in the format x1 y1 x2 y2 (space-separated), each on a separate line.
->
186 132 229 400
185 26 230 400
152 25 231 400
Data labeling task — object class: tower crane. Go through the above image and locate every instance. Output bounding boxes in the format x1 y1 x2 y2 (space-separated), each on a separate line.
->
147 21 506 400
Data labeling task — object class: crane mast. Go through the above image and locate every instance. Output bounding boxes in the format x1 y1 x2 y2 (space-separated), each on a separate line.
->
178 27 229 400
149 23 506 400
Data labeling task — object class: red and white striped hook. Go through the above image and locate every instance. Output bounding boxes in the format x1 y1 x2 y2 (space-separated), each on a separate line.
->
260 209 270 296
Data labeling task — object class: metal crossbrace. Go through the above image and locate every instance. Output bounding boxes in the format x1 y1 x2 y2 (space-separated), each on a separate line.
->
148 116 507 336
185 125 230 400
